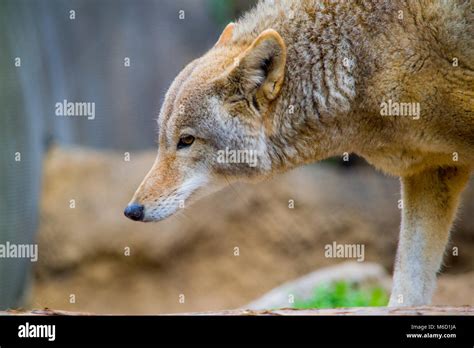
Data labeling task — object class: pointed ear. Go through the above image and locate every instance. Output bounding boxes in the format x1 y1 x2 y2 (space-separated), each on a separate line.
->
230 29 286 101
215 22 235 47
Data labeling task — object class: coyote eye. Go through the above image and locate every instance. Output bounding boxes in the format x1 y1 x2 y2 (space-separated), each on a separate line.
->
177 134 195 149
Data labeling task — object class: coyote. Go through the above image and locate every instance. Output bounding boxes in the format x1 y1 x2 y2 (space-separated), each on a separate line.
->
125 0 474 307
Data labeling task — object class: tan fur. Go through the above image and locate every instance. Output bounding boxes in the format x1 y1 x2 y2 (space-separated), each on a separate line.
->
127 0 474 306
390 166 470 305
215 22 235 47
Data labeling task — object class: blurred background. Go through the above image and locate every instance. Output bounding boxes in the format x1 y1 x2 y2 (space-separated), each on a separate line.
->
0 0 473 313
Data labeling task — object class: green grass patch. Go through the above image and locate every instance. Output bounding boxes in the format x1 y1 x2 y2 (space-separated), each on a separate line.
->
293 281 389 309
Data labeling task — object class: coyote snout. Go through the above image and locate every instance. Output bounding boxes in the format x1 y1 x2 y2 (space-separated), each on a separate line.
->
125 150 215 222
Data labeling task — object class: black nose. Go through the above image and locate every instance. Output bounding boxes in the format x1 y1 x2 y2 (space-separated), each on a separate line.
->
124 204 145 221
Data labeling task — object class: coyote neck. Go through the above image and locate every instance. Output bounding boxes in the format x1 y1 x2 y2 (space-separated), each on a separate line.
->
233 1 399 171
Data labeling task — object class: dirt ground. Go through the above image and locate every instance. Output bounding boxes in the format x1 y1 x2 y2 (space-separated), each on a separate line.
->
30 147 474 313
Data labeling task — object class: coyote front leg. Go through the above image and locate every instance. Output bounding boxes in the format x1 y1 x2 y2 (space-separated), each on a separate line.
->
389 166 470 306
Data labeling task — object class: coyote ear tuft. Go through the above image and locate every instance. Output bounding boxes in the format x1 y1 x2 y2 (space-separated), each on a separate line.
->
215 22 235 47
230 29 286 101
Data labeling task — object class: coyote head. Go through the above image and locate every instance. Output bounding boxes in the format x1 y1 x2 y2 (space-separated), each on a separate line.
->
124 24 286 222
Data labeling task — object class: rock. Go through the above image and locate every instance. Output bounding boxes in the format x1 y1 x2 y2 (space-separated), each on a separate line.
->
245 262 391 309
